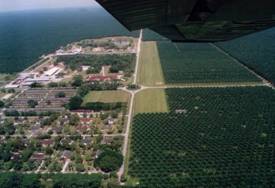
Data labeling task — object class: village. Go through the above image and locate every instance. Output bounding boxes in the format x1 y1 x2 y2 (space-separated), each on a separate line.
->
0 36 136 174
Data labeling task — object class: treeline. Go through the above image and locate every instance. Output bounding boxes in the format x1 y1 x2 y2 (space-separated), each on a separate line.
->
78 39 120 49
0 173 102 188
68 94 125 111
4 110 56 117
84 102 125 111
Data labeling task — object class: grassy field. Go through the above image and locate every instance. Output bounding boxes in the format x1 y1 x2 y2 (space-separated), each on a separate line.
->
137 42 165 86
83 90 129 104
134 89 168 114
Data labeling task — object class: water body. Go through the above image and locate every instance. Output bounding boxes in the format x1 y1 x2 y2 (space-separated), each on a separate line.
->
0 7 138 73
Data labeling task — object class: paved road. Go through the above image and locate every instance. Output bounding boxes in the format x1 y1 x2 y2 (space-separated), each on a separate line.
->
117 30 143 181
62 159 71 173
133 30 143 85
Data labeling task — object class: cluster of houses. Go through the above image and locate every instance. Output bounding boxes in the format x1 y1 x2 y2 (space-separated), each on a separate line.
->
86 65 124 83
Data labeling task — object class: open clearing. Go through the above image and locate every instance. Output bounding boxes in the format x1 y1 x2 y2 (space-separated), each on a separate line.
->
134 89 168 114
83 90 130 104
137 42 165 86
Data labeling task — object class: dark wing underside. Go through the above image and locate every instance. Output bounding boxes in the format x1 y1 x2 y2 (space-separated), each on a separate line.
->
95 0 275 42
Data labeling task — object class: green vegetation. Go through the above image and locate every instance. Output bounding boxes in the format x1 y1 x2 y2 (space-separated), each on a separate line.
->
0 120 15 135
134 89 168 114
157 42 260 84
0 100 4 108
217 28 275 84
129 87 275 187
71 75 83 87
126 84 140 90
77 37 134 50
55 91 66 98
56 54 135 76
48 82 68 88
68 96 83 110
95 149 123 173
0 173 102 188
4 111 55 117
30 82 44 88
84 102 125 111
138 42 165 86
83 90 129 104
27 100 38 108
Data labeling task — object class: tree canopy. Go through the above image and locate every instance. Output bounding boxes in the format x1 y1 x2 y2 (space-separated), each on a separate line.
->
68 96 83 110
94 150 123 173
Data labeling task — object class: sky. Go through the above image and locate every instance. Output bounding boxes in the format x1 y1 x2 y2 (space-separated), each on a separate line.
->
0 0 99 12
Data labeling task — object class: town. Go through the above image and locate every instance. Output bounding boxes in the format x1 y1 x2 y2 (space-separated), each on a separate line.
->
0 36 137 175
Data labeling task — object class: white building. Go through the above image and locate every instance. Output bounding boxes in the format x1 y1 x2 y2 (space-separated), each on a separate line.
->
44 67 61 77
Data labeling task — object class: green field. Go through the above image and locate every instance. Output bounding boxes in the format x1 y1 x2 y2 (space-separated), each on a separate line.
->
83 90 129 104
138 42 165 86
157 42 261 84
134 89 168 114
217 28 275 84
128 87 275 187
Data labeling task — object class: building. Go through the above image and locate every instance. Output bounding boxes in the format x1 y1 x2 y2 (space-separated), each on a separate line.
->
41 139 54 148
80 118 93 125
44 67 61 77
61 150 72 160
31 152 45 161
86 74 122 82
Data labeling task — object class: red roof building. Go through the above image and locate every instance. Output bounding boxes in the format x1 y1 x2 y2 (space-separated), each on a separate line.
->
31 152 45 161
76 125 91 133
80 118 93 124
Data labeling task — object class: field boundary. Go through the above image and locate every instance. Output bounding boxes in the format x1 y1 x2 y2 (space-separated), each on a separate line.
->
210 43 274 89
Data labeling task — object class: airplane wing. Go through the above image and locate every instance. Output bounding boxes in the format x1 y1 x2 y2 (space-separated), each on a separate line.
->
95 0 275 42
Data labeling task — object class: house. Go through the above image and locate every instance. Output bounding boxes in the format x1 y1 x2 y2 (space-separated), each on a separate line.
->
80 118 93 125
52 126 62 134
86 75 118 82
108 118 115 126
82 136 92 146
76 125 91 134
81 65 90 71
30 152 45 161
31 125 42 137
61 150 72 160
11 152 21 161
101 136 114 145
71 109 93 118
60 137 74 146
41 139 54 147
95 150 102 159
